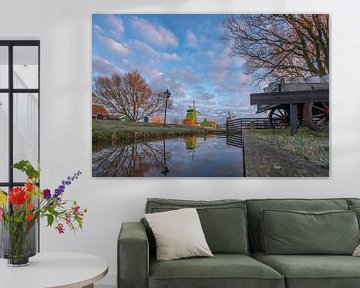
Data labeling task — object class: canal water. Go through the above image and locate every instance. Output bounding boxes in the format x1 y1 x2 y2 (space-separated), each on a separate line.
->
92 134 244 177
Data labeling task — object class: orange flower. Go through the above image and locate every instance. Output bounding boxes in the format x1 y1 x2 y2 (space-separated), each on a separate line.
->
24 193 31 200
25 182 33 192
26 214 33 221
9 187 26 205
26 203 34 210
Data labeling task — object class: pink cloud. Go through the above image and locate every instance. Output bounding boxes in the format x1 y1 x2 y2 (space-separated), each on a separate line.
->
149 76 188 99
131 40 158 59
97 33 130 56
169 67 203 83
130 40 179 63
105 15 125 36
93 24 104 34
211 50 231 70
211 70 229 84
162 53 179 61
106 38 129 55
130 17 178 48
141 66 164 80
186 30 198 47
238 73 252 85
193 87 215 102
92 56 122 76
208 47 234 84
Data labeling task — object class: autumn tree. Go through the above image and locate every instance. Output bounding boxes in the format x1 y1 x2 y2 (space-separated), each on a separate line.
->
223 14 329 82
93 71 168 121
150 115 164 124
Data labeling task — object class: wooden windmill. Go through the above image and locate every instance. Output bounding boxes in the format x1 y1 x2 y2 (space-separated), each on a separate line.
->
183 99 202 126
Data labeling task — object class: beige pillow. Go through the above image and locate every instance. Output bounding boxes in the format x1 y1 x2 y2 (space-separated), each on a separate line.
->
353 244 360 256
145 208 213 261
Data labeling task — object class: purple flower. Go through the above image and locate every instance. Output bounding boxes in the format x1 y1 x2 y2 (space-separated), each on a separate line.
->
43 189 51 200
54 189 63 198
54 171 82 199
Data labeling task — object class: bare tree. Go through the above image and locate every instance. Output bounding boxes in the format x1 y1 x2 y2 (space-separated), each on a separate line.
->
223 14 329 82
93 70 168 121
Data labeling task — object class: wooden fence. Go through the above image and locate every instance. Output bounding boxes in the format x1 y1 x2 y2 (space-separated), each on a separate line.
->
226 117 280 131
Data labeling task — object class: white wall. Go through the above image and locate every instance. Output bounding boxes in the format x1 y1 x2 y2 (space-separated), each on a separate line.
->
1 0 360 286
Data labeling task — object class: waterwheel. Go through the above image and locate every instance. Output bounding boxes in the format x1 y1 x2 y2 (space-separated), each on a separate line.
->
303 102 329 130
268 106 302 128
268 107 289 128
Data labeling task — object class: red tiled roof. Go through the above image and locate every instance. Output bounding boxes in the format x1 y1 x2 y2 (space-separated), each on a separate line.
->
92 104 109 116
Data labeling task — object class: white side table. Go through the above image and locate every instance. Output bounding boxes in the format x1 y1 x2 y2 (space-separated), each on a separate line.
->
0 252 108 288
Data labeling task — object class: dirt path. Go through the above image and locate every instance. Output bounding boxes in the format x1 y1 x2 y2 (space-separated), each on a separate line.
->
244 132 329 177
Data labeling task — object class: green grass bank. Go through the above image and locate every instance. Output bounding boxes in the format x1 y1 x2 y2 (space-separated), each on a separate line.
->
249 128 329 169
92 120 224 144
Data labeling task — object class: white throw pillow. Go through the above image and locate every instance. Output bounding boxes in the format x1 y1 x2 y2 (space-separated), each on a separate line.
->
353 244 360 256
145 208 213 261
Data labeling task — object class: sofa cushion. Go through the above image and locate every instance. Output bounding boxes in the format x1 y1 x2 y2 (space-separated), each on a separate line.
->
146 198 249 254
149 254 284 288
347 198 360 207
246 198 349 252
261 209 359 255
252 252 360 288
349 205 360 228
145 208 213 261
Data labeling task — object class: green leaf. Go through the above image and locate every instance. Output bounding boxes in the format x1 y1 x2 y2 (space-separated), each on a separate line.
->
47 214 54 227
47 206 60 217
12 160 40 180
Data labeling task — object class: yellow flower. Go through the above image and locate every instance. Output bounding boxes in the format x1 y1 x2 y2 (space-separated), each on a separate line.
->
0 190 7 206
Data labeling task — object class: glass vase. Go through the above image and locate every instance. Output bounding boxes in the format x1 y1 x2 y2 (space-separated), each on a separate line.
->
0 220 37 266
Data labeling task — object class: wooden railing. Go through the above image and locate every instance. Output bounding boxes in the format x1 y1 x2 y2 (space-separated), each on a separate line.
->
226 117 281 131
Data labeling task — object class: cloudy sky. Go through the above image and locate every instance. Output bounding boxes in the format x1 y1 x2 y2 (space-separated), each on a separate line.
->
92 14 263 123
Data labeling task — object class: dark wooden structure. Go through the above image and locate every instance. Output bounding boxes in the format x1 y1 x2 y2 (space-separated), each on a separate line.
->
226 133 244 148
226 117 286 131
250 77 329 135
217 133 244 149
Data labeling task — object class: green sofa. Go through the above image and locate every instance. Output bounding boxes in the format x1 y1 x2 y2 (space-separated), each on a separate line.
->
118 198 360 288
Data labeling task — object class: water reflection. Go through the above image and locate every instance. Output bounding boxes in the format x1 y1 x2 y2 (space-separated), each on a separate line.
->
161 140 170 176
92 141 170 177
92 134 244 177
185 137 198 150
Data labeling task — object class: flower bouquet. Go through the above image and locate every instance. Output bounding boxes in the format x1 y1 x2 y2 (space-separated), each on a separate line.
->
0 160 87 266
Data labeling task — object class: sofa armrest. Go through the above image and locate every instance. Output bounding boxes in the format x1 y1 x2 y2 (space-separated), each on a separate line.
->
118 222 149 288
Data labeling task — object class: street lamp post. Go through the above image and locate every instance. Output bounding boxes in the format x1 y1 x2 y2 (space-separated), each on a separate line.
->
163 89 171 126
161 139 170 176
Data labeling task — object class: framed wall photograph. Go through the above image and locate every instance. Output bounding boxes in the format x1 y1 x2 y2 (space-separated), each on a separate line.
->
91 14 329 177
